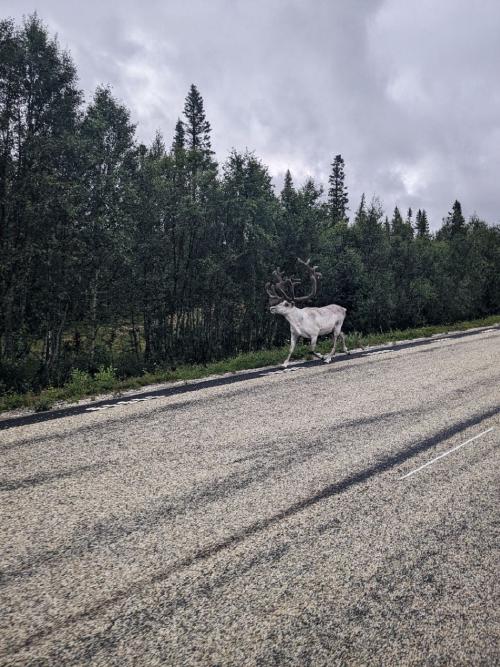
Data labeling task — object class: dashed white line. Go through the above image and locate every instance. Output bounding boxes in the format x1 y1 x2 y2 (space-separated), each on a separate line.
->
400 427 495 480
261 367 306 376
86 396 159 412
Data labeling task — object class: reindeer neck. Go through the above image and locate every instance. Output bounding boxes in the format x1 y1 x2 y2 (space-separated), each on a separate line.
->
282 305 305 325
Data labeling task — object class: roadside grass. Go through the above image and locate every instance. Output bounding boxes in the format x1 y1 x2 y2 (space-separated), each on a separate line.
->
1 314 499 415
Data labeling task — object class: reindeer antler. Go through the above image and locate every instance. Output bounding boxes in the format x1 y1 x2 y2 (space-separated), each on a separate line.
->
265 266 298 304
265 258 321 304
293 257 322 302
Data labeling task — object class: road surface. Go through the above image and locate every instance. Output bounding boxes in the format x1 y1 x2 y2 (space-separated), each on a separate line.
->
1 327 499 665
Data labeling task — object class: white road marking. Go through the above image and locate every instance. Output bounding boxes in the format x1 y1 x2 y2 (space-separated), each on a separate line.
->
261 367 306 376
85 396 159 412
400 427 495 480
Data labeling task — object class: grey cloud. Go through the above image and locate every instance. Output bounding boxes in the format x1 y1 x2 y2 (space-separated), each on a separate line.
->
3 0 499 227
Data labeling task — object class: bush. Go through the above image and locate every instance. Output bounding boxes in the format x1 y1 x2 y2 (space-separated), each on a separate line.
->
67 368 93 396
33 396 55 412
94 365 117 391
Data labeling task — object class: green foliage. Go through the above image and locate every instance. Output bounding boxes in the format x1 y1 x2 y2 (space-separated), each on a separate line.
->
94 365 117 390
68 369 93 396
33 396 55 412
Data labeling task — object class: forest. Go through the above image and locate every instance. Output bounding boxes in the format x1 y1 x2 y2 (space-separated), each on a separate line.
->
1 15 499 395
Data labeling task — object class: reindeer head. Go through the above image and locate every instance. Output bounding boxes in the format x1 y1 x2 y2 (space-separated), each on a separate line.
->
266 258 322 313
269 299 294 315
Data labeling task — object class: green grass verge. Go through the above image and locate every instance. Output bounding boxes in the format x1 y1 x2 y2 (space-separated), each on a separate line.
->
1 314 499 415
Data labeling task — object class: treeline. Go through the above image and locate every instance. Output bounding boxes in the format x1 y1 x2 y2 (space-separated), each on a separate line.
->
1 15 499 394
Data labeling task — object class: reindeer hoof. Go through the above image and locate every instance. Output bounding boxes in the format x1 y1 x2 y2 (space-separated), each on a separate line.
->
324 357 332 364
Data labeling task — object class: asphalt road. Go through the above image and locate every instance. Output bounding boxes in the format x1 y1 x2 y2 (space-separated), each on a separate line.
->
1 328 499 666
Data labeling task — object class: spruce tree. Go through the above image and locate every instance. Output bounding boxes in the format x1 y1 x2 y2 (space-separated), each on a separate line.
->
183 84 212 156
415 209 430 238
449 200 465 232
181 84 216 202
391 206 413 240
327 154 349 226
438 200 466 240
172 118 185 155
296 178 323 258
391 206 404 234
421 210 429 236
354 193 366 224
281 169 295 212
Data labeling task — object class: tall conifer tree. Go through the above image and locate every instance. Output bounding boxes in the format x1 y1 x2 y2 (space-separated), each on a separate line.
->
183 84 212 156
415 209 430 238
438 200 466 240
328 154 349 226
280 169 296 212
172 118 185 154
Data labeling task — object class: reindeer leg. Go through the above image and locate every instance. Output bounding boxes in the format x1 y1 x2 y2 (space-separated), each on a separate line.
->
324 331 339 364
341 331 349 354
283 331 298 368
310 335 323 360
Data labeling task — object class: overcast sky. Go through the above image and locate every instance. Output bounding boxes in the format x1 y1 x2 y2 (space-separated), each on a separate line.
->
4 0 500 227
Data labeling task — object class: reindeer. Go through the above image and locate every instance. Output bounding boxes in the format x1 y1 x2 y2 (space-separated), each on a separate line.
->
266 258 349 367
